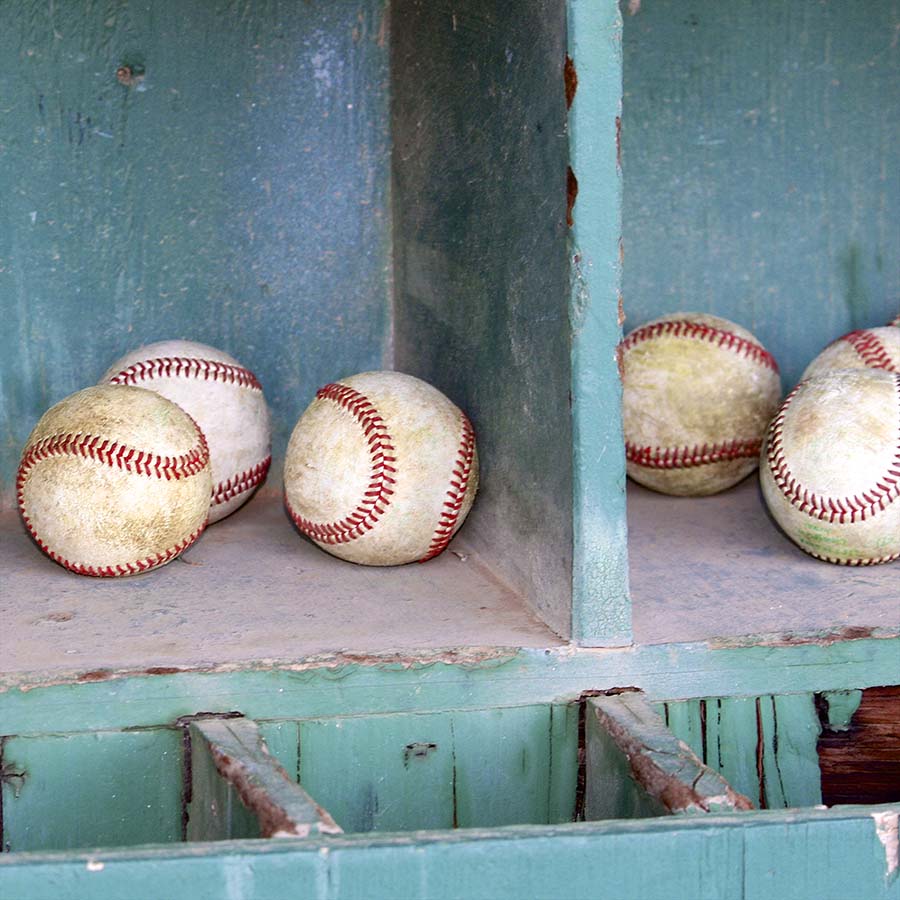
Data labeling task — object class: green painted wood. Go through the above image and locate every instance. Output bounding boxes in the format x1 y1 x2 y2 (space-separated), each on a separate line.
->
1 729 181 852
258 721 300 781
2 638 898 738
186 721 261 842
568 0 631 646
187 718 339 840
547 702 580 823
703 697 763 806
620 0 898 388
586 693 752 817
662 699 704 760
298 712 456 833
452 705 560 829
820 689 863 731
391 0 575 640
1 806 898 900
758 694 823 809
0 0 391 499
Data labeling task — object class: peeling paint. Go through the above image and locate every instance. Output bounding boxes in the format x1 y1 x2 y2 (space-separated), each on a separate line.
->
872 810 899 879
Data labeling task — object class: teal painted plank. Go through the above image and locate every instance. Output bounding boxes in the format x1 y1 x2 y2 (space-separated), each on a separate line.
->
188 718 339 840
620 0 898 387
547 702 580 823
0 0 391 497
2 638 898 737
704 697 762 806
298 712 456 833
568 0 630 646
2 806 897 900
663 699 705 760
452 705 559 828
765 694 822 809
391 0 574 639
1 729 182 852
258 721 300 781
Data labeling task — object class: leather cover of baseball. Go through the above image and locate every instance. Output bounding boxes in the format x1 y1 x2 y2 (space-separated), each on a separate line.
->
800 326 899 381
284 371 479 566
622 312 782 495
760 369 900 565
101 340 271 523
17 385 212 576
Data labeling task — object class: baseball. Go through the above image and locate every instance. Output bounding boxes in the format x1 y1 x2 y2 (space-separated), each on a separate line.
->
800 326 899 381
759 369 900 565
101 340 271 523
622 312 782 495
17 385 212 576
284 371 478 566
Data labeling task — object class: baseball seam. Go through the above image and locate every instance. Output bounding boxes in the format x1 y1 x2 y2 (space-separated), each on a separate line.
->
804 548 900 567
108 356 263 391
841 330 897 372
767 373 900 525
626 438 761 470
17 427 210 577
621 320 780 372
212 455 272 507
287 383 397 545
420 413 476 562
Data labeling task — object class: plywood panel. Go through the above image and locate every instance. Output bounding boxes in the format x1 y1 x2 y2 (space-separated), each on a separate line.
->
1 729 182 851
0 0 391 500
620 0 898 388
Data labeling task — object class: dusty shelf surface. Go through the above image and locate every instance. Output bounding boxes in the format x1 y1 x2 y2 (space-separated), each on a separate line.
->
629 477 899 645
0 492 562 676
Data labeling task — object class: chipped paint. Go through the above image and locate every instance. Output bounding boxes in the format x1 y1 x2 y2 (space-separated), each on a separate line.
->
872 810 899 879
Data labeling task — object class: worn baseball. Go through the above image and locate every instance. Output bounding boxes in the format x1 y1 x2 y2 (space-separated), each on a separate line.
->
101 340 271 523
284 371 478 565
17 385 212 576
800 327 899 381
622 313 782 495
759 369 900 565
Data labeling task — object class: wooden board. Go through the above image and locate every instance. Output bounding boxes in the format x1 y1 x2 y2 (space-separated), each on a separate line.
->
1 729 182 852
1 805 898 900
629 478 899 645
0 490 561 676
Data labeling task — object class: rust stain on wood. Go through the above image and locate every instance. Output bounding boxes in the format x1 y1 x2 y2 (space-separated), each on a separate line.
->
564 55 577 109
566 167 578 227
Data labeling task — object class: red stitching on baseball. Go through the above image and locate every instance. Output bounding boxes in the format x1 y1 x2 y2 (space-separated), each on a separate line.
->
805 548 900 567
286 383 397 545
626 439 761 469
212 455 272 507
767 373 900 525
622 320 779 372
839 330 897 372
108 357 263 391
22 523 206 577
420 413 476 562
16 425 209 576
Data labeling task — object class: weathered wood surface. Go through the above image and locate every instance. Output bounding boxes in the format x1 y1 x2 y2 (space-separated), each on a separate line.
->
819 686 900 807
1 805 897 900
297 704 578 833
1 729 182 852
0 0 392 502
586 693 752 818
187 717 340 840
2 638 898 738
629 478 900 645
620 0 898 389
662 693 823 809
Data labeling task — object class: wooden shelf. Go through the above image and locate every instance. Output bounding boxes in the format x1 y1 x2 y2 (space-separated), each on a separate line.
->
0 490 561 677
629 477 899 646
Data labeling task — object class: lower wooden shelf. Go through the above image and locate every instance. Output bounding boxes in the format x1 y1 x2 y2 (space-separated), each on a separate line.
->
629 477 899 646
0 489 561 677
